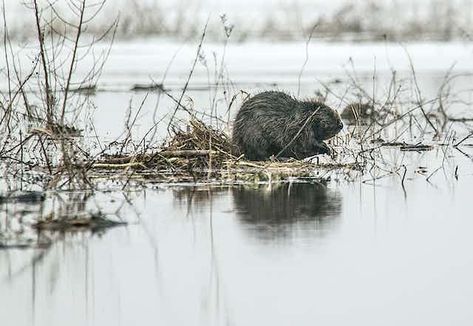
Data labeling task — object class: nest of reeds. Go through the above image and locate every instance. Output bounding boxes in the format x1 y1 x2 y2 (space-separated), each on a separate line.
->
89 118 364 184
163 119 238 170
93 118 237 176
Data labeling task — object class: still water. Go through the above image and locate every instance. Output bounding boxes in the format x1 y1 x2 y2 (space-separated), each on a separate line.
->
1 161 473 325
1 40 473 325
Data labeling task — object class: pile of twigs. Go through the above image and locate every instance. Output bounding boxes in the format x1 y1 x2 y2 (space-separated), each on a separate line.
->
87 117 364 184
90 119 237 181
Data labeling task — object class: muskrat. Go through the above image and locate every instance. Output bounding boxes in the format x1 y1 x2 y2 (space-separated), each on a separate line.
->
340 102 375 122
232 91 343 161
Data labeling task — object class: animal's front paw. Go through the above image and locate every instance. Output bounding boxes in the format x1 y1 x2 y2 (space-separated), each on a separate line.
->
318 142 331 155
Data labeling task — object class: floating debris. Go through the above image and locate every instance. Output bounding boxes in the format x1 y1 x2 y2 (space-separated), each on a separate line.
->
33 212 126 232
375 142 433 151
70 84 97 95
381 142 406 147
0 191 45 204
131 83 164 92
0 241 51 250
400 144 433 152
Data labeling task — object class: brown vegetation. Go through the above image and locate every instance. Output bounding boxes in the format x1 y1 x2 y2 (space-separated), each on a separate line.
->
1 0 473 242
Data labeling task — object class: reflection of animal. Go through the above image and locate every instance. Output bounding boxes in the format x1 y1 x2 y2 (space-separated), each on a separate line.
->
232 91 343 161
232 183 342 240
340 103 375 122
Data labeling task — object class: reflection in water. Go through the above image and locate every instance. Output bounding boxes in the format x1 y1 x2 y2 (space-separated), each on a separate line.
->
0 191 142 326
232 182 342 240
172 186 232 324
3 179 473 325
0 191 125 249
172 186 230 220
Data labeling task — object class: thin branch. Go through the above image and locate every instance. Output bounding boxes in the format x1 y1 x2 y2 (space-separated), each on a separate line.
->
297 23 318 97
33 0 54 125
60 0 86 125
167 19 209 134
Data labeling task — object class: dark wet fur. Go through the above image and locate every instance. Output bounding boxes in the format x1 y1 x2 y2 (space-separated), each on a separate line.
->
232 91 343 161
340 102 375 121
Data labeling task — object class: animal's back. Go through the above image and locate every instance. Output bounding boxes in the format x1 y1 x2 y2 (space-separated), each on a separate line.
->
236 92 295 123
232 91 296 160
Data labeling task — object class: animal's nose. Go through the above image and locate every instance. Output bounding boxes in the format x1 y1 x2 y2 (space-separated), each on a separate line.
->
338 121 344 130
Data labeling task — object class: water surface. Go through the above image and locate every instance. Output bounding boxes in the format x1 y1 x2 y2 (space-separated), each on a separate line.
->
1 157 473 326
1 40 473 325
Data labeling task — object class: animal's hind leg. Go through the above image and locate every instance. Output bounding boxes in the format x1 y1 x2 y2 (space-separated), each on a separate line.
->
247 141 272 160
238 127 273 160
243 136 274 160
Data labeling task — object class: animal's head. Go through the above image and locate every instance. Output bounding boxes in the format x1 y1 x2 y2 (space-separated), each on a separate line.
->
309 102 343 140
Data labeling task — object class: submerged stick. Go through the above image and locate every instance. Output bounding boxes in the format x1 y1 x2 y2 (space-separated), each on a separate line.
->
454 132 473 147
401 164 407 198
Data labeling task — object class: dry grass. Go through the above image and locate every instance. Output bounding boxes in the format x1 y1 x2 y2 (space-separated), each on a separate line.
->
4 1 473 42
84 117 362 185
1 0 473 244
